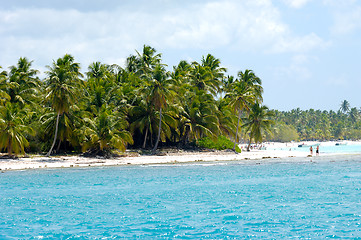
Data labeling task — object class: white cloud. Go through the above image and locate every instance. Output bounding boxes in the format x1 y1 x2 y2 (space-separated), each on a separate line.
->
282 0 312 8
269 33 331 53
0 0 329 72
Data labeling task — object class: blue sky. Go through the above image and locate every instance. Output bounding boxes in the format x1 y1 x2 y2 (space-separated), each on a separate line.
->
1 0 361 111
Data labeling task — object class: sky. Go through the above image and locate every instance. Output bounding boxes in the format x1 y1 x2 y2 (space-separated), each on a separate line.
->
1 0 361 111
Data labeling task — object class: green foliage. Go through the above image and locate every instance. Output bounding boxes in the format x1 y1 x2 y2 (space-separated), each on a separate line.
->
242 103 274 150
196 136 241 153
3 49 361 158
82 106 133 154
271 105 361 141
0 103 34 156
269 122 299 142
14 47 361 157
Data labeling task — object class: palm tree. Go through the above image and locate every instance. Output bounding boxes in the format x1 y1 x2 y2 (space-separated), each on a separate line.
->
142 65 175 153
129 99 154 148
201 54 226 95
238 70 263 101
40 105 84 153
226 70 263 151
82 106 133 154
0 67 10 105
84 62 115 114
349 107 359 123
0 103 34 157
242 103 274 151
340 100 350 113
189 63 215 95
8 57 40 106
132 45 163 76
45 54 83 156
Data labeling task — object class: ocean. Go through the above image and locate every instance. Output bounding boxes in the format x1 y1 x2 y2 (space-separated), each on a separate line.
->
1 155 361 239
269 143 361 154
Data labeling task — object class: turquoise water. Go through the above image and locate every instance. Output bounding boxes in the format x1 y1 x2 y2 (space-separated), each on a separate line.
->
271 143 361 154
1 156 361 239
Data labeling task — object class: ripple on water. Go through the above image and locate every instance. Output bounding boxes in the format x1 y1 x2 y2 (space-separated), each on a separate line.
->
1 156 361 238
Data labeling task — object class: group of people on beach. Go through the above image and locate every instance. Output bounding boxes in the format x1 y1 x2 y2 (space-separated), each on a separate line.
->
310 146 319 156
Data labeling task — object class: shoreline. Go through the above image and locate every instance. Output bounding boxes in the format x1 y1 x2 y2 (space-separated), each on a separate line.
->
2 140 361 171
0 150 307 171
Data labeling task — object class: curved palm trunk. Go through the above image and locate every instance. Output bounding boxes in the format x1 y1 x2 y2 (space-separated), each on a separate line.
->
46 113 60 157
247 133 252 151
152 107 162 154
233 110 242 151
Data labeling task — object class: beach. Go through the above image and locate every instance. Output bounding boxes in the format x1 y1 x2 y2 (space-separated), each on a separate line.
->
2 141 360 171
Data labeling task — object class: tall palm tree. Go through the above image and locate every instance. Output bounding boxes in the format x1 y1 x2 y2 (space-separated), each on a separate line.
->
142 65 175 153
189 63 215 95
242 103 274 151
132 45 163 76
45 54 83 156
84 62 116 114
8 57 40 106
0 103 34 157
340 100 350 113
226 69 263 151
201 54 226 95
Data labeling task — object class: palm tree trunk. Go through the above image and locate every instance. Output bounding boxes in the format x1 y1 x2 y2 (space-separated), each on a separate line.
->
46 113 60 156
152 107 162 154
8 138 12 157
142 127 148 149
181 127 189 146
233 109 242 151
56 140 62 153
247 133 252 151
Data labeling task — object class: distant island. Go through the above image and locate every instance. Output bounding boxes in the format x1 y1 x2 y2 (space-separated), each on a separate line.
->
0 45 360 157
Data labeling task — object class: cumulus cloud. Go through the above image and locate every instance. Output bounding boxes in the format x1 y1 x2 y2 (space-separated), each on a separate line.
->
0 0 329 71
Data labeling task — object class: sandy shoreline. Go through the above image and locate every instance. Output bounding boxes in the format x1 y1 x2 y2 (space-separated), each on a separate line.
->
1 141 360 171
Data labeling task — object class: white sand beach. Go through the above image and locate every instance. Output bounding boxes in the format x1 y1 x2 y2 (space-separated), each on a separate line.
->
1 141 360 171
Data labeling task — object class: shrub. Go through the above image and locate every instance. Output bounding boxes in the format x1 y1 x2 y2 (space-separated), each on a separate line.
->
196 136 241 153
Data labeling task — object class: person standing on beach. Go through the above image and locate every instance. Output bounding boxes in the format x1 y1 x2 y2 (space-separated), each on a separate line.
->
316 145 319 156
310 146 313 155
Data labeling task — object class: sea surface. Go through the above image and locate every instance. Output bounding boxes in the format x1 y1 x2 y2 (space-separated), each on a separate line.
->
270 143 361 154
1 155 361 239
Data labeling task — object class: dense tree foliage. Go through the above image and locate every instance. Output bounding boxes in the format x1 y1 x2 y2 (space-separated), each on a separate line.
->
269 103 361 142
2 45 357 156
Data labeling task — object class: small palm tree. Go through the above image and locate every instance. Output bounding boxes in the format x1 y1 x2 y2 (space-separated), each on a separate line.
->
0 103 34 157
242 103 274 151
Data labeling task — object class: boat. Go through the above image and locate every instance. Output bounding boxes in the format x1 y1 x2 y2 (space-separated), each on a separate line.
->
335 142 347 146
298 143 320 148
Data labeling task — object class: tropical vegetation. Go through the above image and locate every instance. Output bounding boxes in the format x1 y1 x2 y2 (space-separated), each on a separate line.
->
0 46 359 157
